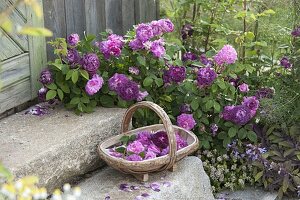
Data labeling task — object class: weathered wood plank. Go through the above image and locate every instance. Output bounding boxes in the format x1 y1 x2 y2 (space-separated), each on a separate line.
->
27 0 47 98
65 0 86 37
0 30 23 61
85 0 106 38
105 0 123 35
0 53 30 89
0 78 32 114
155 0 160 19
43 0 66 61
122 0 135 33
146 0 157 22
0 1 28 51
135 0 157 24
7 0 27 20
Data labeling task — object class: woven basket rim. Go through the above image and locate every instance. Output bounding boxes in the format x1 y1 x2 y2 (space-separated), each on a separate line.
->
98 124 198 164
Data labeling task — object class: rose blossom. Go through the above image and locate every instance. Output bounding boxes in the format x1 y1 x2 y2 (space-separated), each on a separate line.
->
238 83 249 93
85 74 104 95
117 80 139 101
39 69 53 85
67 33 80 46
82 53 100 76
242 96 259 117
136 131 151 146
66 48 80 67
126 141 144 154
129 38 144 50
151 131 169 149
180 104 191 113
126 154 143 161
108 73 128 92
150 39 166 58
214 45 238 65
98 34 124 59
128 67 140 75
144 151 156 160
38 87 48 102
210 124 218 137
177 114 196 131
182 52 198 61
150 20 163 36
147 143 161 154
136 23 153 42
175 133 188 150
136 90 149 102
159 19 174 33
280 57 292 68
196 67 217 87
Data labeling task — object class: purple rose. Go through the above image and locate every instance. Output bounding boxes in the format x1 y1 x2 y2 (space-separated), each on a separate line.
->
182 52 198 61
144 151 156 160
108 148 123 158
242 96 259 117
136 23 153 42
200 54 210 65
160 147 169 156
126 154 143 161
221 105 235 121
38 87 48 102
169 66 186 83
82 53 100 76
129 67 140 75
129 38 144 50
137 131 152 146
66 49 80 67
180 104 191 114
159 19 174 33
151 131 169 149
67 33 80 46
150 39 165 58
255 88 274 99
98 34 124 59
162 69 172 85
214 45 238 66
136 90 149 102
108 73 128 92
291 26 300 37
196 67 217 87
280 57 292 68
117 80 139 101
210 124 218 137
39 69 53 85
177 114 196 131
85 74 104 95
238 83 249 93
126 141 144 154
175 133 188 150
231 105 252 125
147 143 161 154
150 20 163 36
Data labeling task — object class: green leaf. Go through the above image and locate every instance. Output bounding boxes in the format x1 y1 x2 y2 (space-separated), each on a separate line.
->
115 147 126 153
213 101 221 112
205 100 214 110
59 83 70 93
255 171 263 182
217 81 226 89
228 127 237 138
100 95 114 107
224 122 234 127
120 136 130 144
46 90 57 100
143 77 153 87
57 89 64 100
223 137 231 148
137 56 146 66
79 69 89 80
46 83 57 90
80 96 90 104
78 102 85 112
72 70 79 84
155 78 164 87
66 70 73 80
129 135 136 142
282 175 289 192
238 128 247 139
70 97 80 105
191 99 199 111
247 131 257 143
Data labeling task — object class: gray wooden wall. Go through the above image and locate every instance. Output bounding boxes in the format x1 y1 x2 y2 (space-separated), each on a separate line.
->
43 0 159 60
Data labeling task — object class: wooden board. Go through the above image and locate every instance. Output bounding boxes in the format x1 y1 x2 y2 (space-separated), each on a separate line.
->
65 0 86 37
85 0 106 38
105 0 123 35
0 78 32 114
0 30 23 61
122 0 135 33
0 53 30 89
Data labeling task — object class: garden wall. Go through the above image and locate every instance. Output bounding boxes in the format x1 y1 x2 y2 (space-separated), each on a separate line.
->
43 0 159 60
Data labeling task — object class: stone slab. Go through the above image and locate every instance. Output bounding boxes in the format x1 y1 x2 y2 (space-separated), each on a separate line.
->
216 187 278 200
0 105 125 191
78 156 215 200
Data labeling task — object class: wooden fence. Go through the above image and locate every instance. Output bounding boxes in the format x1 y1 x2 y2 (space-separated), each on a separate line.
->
0 0 159 116
43 0 159 60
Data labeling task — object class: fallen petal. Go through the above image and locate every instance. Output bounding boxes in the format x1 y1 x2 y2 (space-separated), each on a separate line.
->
150 182 160 191
162 181 171 187
105 194 110 200
130 185 140 190
141 193 150 198
134 196 143 200
119 183 130 191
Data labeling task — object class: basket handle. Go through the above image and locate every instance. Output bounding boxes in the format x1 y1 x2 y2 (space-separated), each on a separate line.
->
121 101 177 170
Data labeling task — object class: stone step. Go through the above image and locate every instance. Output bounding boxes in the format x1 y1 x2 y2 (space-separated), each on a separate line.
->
0 105 125 192
77 156 215 200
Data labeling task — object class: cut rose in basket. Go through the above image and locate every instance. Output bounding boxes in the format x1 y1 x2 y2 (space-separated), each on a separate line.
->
108 130 188 161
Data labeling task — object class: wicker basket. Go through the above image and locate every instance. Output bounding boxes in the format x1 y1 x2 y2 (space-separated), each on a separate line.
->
97 101 199 181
